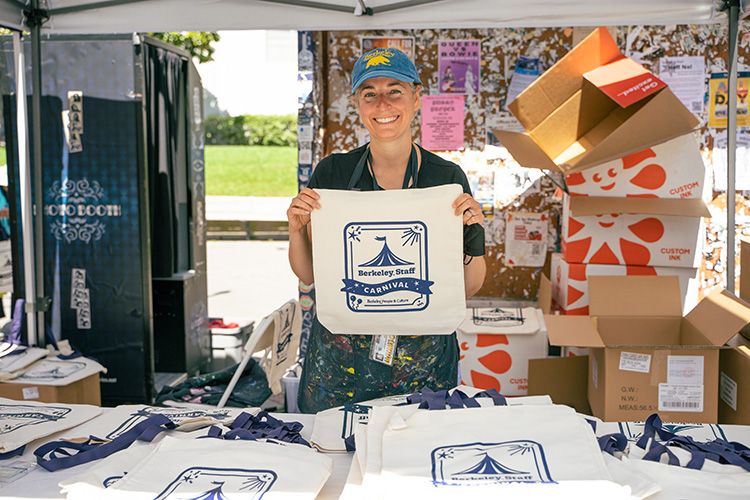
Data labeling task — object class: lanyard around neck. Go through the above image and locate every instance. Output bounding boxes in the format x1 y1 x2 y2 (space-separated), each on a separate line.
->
347 144 419 191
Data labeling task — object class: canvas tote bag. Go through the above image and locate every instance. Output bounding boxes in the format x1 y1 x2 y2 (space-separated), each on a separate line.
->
0 397 101 454
311 184 465 335
96 435 333 500
351 403 630 500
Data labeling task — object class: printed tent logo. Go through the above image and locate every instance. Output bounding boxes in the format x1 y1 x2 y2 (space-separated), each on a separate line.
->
17 359 85 381
341 221 433 313
0 404 71 434
431 440 553 485
154 467 276 500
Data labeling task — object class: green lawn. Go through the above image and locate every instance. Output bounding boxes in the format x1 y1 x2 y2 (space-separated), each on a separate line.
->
0 145 294 197
205 145 297 197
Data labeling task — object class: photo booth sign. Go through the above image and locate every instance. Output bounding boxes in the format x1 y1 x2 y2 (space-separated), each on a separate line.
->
311 185 465 335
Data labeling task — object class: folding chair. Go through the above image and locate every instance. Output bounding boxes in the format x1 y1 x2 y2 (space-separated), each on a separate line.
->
217 299 302 408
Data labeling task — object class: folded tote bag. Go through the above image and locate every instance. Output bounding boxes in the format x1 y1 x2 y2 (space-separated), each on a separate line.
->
311 184 466 335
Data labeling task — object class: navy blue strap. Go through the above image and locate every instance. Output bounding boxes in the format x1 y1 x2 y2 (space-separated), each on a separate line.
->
598 433 628 456
635 413 750 471
407 387 508 409
344 434 356 452
205 411 310 447
347 144 419 191
0 445 25 460
642 442 683 467
34 414 174 472
635 413 676 449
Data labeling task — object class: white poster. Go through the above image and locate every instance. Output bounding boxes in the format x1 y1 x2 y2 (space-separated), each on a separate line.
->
505 212 548 267
713 132 750 191
658 56 706 115
505 56 539 111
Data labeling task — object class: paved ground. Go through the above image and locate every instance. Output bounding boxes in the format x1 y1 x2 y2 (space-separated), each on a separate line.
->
206 239 299 324
205 196 299 324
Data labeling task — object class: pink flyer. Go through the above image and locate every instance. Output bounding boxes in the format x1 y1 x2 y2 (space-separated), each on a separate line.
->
421 95 465 151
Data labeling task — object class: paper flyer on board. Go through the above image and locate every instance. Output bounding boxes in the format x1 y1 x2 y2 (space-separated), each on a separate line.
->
713 132 750 191
658 56 705 114
438 40 480 95
361 36 415 60
421 95 465 151
708 71 750 128
505 212 548 267
505 56 540 111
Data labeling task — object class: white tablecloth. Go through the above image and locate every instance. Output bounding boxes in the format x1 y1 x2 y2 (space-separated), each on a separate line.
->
0 411 353 500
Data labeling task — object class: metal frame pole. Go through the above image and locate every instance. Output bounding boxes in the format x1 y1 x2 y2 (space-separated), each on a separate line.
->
13 32 38 345
727 0 740 294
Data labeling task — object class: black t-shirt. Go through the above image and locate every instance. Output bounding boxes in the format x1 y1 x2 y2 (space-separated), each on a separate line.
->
308 143 473 194
308 143 485 257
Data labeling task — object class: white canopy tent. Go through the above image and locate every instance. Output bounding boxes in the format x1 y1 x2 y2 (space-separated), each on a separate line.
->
0 0 740 343
0 0 725 33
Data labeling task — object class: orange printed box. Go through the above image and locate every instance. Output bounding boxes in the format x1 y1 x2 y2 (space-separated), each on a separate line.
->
565 133 705 199
560 194 709 268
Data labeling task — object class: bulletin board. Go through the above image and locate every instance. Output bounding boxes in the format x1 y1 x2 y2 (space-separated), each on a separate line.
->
310 23 750 301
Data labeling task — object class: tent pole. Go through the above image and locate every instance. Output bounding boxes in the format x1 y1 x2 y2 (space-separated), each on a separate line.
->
13 32 38 346
29 0 46 344
727 0 739 294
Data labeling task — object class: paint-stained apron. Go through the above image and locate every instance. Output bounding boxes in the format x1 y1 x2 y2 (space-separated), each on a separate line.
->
297 316 459 414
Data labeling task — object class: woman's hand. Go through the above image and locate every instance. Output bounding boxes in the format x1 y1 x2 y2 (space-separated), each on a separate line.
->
287 187 321 234
452 192 484 226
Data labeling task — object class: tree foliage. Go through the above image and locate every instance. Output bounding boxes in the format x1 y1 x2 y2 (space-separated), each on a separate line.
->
148 32 221 64
205 115 297 147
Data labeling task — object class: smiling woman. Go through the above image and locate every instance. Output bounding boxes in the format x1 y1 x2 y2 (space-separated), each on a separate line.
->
285 47 488 414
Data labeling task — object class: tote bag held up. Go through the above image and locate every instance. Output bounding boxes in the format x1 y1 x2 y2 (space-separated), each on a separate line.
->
311 184 465 335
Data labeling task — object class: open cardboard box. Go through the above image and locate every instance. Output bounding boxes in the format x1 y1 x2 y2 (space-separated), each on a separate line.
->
492 27 699 174
545 275 750 423
718 239 750 424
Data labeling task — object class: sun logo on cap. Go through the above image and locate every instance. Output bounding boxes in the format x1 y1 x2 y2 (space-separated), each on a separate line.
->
366 54 391 68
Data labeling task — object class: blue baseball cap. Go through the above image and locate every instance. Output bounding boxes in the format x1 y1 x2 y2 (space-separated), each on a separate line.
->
351 48 421 94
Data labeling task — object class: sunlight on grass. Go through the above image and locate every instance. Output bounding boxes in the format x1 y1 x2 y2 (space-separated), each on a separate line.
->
205 145 297 197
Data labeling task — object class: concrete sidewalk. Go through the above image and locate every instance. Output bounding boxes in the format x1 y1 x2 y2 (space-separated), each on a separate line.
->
206 196 292 240
205 196 299 322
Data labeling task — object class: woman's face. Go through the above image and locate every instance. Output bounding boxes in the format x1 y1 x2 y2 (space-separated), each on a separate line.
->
354 77 421 144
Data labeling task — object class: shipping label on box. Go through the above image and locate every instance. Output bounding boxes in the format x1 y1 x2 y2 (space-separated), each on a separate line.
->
565 134 706 199
546 276 750 423
550 253 699 315
561 194 706 268
457 308 547 396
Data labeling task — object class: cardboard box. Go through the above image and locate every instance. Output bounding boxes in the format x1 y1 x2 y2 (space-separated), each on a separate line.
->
719 335 750 424
565 133 706 199
528 356 591 415
551 252 699 315
492 27 699 174
457 307 548 396
717 238 750 424
561 194 708 268
0 373 101 406
546 275 750 423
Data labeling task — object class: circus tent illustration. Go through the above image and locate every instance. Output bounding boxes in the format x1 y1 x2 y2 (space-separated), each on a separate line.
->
454 452 527 476
360 236 413 267
184 482 229 500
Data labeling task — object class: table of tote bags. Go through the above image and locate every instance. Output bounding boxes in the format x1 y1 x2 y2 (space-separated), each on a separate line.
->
1 388 750 499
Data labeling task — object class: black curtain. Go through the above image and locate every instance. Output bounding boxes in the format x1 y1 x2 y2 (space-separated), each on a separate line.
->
144 44 187 278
